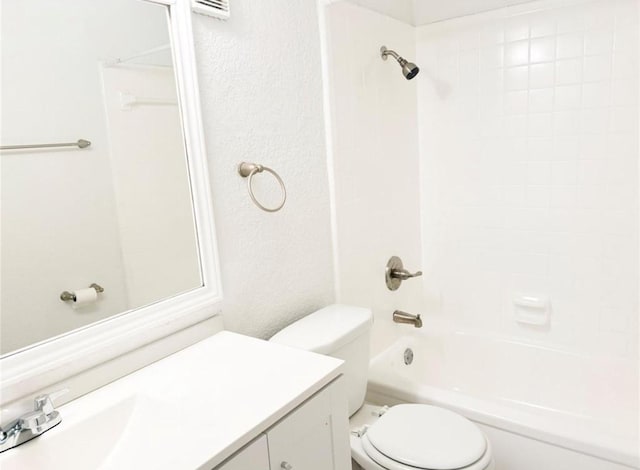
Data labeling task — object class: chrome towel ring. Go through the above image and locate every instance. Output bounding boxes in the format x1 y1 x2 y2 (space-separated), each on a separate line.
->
238 162 287 213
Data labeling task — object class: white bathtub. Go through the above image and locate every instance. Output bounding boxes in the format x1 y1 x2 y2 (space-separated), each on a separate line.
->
366 333 639 470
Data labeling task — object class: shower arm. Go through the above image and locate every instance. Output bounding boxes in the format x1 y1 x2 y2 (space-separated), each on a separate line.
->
380 47 400 61
380 47 410 66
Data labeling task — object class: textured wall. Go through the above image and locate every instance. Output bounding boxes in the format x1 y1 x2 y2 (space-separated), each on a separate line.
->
192 1 335 339
417 0 638 357
324 2 422 356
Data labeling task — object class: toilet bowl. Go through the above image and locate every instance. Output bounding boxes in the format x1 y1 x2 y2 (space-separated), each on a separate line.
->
350 404 494 470
270 305 494 470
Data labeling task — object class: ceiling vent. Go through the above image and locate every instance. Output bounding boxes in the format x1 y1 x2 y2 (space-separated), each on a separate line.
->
192 0 230 20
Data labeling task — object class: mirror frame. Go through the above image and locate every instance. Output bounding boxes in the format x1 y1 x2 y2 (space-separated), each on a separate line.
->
0 0 222 404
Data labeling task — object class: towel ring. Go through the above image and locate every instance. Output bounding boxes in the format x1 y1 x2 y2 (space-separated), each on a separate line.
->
238 162 287 213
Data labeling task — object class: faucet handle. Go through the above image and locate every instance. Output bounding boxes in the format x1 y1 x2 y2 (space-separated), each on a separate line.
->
34 395 55 415
20 391 65 435
20 410 49 433
34 389 68 416
0 390 66 451
385 256 422 291
392 268 423 280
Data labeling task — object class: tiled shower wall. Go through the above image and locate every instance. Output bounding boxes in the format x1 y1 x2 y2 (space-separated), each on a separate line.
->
326 2 423 354
417 0 638 357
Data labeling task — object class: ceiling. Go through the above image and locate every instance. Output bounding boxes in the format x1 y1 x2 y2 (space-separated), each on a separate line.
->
348 0 540 25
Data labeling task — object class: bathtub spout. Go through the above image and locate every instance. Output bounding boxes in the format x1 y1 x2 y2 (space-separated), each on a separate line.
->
392 310 422 328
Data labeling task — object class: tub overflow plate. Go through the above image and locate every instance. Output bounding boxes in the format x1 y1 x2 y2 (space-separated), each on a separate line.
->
404 348 414 365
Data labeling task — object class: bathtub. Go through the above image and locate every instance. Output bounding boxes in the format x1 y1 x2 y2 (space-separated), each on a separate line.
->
365 333 639 470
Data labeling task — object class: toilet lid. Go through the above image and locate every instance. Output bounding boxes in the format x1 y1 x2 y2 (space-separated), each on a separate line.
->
365 404 487 470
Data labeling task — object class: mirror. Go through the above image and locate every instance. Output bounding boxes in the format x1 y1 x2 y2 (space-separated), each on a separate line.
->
1 0 203 355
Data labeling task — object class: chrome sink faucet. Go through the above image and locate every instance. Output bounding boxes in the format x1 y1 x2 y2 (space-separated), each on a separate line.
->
0 394 62 453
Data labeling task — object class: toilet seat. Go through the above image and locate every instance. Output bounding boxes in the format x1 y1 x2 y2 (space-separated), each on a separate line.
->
356 404 491 470
361 435 492 470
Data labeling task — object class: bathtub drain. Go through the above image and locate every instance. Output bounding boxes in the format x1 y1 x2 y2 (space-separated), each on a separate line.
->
403 348 414 365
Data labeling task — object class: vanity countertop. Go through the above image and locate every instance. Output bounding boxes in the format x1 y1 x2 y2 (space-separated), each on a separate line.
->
0 331 344 470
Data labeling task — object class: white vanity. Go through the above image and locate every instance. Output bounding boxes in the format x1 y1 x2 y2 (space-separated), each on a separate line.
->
0 332 351 470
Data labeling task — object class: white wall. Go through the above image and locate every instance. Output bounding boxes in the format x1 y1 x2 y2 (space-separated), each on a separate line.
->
191 0 336 339
325 2 422 355
417 0 638 358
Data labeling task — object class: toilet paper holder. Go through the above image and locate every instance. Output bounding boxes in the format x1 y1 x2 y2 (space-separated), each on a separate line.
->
60 283 104 302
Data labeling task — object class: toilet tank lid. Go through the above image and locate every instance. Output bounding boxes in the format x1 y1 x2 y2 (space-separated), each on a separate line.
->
270 304 373 354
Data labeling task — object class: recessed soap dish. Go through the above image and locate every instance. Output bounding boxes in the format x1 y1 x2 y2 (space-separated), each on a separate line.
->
513 293 550 326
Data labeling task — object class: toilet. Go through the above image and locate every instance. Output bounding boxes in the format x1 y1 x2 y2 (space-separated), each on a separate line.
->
270 304 494 470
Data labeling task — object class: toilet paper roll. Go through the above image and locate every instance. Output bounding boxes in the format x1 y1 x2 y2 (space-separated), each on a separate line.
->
72 287 98 307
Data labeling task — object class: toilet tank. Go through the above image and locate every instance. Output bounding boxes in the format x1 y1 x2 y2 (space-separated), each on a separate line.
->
270 304 373 416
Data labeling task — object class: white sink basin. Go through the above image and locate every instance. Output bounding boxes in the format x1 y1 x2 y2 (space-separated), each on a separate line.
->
0 393 172 470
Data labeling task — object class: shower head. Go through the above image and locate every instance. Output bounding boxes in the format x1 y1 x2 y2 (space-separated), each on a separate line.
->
380 46 420 80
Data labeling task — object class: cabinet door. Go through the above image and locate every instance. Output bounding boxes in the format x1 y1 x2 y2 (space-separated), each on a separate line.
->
267 377 351 470
215 435 270 470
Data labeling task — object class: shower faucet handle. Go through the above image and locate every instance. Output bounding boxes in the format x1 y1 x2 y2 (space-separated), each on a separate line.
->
391 268 422 281
385 256 422 291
